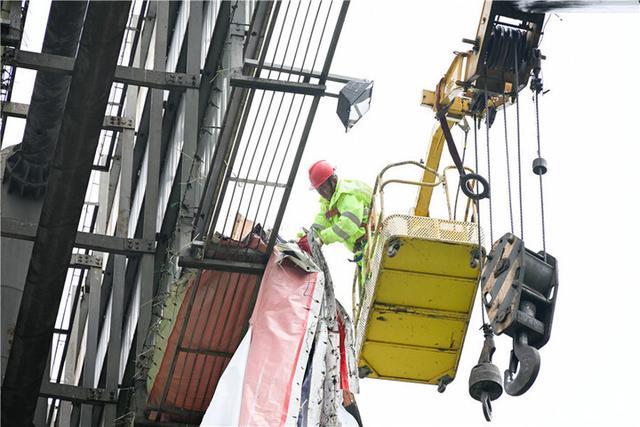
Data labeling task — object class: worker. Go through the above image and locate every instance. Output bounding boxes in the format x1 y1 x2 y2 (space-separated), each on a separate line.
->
298 160 372 287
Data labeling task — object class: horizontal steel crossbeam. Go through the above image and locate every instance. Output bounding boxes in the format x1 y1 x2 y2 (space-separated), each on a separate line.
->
0 101 29 117
6 50 200 89
1 102 134 131
39 382 117 404
1 217 155 255
178 256 266 274
230 74 326 96
177 346 233 358
227 176 287 188
244 58 353 84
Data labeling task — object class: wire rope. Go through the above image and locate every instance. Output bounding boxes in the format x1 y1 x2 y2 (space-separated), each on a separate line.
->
514 41 525 239
235 0 315 241
249 0 325 235
473 115 486 326
533 83 548 260
503 95 515 234
218 1 296 238
453 125 469 221
484 82 494 244
259 1 334 233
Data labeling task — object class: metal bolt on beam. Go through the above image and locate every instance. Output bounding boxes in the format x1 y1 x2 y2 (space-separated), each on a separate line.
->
39 382 117 405
69 253 103 269
103 115 134 131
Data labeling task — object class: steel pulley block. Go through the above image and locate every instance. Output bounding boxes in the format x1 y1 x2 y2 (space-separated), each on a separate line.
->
480 233 558 396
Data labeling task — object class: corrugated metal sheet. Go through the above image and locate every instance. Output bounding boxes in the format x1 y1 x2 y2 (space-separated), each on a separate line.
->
146 237 265 423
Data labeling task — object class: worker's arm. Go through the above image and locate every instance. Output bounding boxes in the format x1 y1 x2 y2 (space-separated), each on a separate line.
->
310 199 331 236
319 194 365 245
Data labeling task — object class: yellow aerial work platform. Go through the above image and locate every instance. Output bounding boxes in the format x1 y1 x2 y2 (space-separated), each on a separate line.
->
354 162 483 389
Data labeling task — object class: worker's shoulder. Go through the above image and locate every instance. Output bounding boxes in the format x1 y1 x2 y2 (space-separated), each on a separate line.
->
338 178 372 195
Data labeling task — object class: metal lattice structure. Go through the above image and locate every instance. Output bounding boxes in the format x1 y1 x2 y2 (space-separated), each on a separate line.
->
0 1 353 425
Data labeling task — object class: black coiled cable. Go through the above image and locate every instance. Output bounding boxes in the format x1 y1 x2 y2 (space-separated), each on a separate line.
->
484 25 528 72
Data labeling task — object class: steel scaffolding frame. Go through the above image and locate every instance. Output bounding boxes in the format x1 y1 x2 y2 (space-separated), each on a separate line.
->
0 1 352 425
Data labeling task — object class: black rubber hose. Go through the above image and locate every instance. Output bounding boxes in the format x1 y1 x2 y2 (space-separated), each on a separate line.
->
4 1 88 197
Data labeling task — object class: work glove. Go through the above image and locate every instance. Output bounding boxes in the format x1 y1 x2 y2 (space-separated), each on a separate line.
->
353 235 367 252
325 207 340 220
298 233 312 254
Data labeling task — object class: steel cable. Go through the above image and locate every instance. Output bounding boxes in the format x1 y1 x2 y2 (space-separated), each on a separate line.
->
534 87 547 260
484 81 494 244
249 0 326 236
218 1 296 238
204 2 287 253
514 41 525 239
503 96 515 234
259 1 334 233
453 126 469 221
473 115 486 325
233 0 315 241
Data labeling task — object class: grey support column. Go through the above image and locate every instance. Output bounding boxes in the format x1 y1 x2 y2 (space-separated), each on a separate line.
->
102 34 142 427
134 0 168 419
79 265 103 426
74 170 108 426
178 1 203 253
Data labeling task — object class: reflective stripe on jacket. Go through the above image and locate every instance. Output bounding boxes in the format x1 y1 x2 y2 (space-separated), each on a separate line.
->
311 179 372 252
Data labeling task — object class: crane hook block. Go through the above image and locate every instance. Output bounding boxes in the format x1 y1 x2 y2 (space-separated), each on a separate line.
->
469 324 503 421
480 233 558 395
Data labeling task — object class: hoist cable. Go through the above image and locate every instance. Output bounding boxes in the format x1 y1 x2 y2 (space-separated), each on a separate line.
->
484 81 494 244
503 98 515 234
473 115 487 326
514 43 525 239
453 127 469 221
534 88 548 261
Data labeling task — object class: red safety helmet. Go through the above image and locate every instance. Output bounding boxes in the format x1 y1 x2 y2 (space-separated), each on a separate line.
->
308 160 335 189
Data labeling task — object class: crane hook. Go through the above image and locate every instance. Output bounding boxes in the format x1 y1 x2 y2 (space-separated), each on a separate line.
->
504 331 541 396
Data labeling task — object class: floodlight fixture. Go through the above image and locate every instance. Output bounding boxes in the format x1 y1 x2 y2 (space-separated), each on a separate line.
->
336 79 373 132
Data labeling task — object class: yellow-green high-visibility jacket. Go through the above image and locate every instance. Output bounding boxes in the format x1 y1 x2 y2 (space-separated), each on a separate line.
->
311 179 373 253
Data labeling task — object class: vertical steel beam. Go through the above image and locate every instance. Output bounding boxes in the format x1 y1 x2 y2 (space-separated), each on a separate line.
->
178 1 203 253
102 29 142 427
74 163 109 427
138 0 168 356
107 4 157 217
78 266 102 426
1 3 131 425
134 0 168 418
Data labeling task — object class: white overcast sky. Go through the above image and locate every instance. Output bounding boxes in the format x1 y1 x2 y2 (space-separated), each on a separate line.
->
4 1 640 426
282 1 640 426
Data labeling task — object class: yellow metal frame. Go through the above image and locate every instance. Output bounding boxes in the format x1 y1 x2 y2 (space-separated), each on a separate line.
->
416 51 512 217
